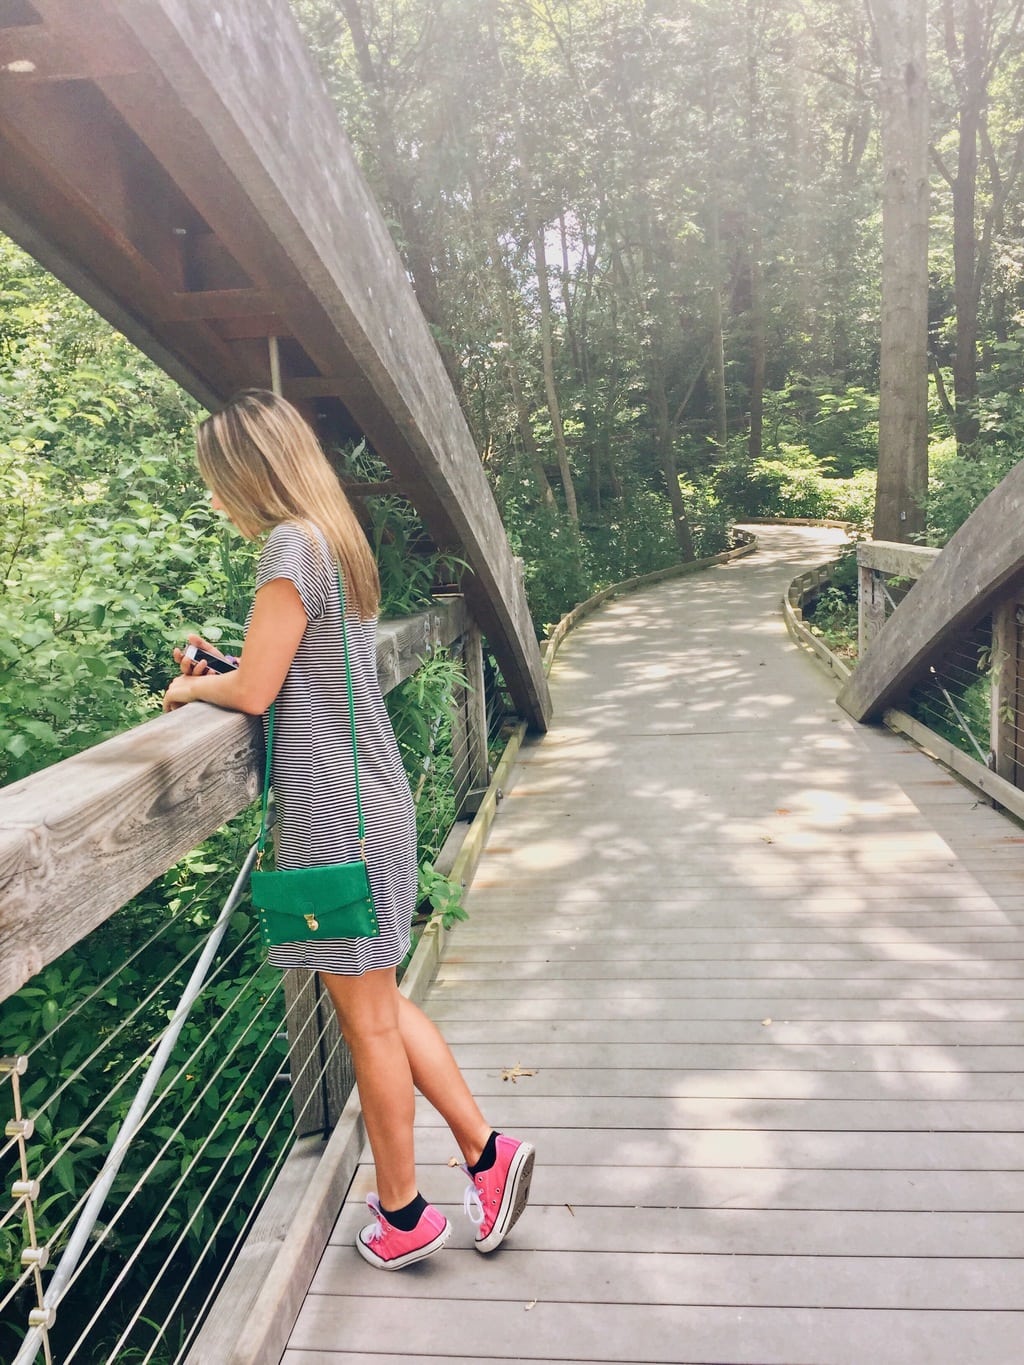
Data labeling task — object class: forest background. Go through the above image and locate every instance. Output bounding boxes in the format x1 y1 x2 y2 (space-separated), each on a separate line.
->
3 1 1024 1355
4 0 1024 786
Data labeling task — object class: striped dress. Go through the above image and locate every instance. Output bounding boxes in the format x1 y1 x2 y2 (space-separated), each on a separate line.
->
255 521 417 975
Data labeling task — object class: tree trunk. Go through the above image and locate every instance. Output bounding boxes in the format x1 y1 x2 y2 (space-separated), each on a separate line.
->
533 220 579 524
492 235 556 508
748 227 766 463
651 366 696 561
706 192 728 455
871 0 929 543
949 0 983 447
337 0 461 392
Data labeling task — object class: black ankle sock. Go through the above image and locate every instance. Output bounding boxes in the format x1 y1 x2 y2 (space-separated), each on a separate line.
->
469 1130 499 1176
380 1193 427 1231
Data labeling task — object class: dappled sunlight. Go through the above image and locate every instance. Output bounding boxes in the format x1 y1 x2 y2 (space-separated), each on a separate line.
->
467 524 1024 1237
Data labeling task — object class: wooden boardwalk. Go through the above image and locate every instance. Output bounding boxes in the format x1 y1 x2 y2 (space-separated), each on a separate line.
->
282 525 1024 1365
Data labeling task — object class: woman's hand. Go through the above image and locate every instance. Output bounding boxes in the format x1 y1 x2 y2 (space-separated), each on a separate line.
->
163 673 195 712
172 633 229 676
161 579 307 717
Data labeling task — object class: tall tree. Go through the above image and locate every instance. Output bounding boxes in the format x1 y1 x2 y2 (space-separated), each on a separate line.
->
932 0 1024 447
870 0 930 542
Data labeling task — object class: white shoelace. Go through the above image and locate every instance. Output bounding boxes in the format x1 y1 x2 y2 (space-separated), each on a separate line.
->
461 1165 485 1226
364 1193 386 1241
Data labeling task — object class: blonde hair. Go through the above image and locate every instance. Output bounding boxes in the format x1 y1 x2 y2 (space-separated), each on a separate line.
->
196 390 380 619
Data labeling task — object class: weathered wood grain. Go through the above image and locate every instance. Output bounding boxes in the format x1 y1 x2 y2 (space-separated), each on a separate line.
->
855 539 940 579
286 1297 1024 1365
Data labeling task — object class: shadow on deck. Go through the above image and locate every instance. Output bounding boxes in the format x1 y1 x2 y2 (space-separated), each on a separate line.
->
283 525 1024 1365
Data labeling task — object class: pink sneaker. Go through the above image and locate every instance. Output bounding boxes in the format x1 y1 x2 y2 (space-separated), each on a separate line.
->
461 1134 536 1253
356 1194 451 1270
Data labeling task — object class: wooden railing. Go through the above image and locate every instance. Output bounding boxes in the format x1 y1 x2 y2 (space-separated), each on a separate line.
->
0 594 497 1363
0 596 474 1006
782 555 854 684
837 529 1024 823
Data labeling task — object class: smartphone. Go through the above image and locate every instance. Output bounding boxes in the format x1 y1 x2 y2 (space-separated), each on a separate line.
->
183 643 237 674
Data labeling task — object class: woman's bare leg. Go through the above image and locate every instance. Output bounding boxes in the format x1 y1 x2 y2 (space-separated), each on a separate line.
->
319 967 419 1211
397 994 491 1168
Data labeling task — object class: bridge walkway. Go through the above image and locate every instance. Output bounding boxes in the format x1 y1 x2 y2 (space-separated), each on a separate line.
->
283 524 1024 1365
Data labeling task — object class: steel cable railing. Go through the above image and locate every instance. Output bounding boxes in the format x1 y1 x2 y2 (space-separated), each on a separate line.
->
66 979 335 1363
9 845 261 1365
0 909 214 1183
905 621 994 764
0 901 276 1266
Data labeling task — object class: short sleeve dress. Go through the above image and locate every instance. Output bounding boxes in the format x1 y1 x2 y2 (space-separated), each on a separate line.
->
254 521 418 975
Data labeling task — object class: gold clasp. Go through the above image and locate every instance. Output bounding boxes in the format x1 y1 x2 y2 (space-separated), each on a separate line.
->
304 913 319 931
255 849 265 871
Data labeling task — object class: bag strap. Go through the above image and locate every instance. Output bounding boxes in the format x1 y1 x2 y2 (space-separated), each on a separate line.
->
256 568 365 865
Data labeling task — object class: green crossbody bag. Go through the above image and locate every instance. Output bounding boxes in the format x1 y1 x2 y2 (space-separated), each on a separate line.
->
250 571 380 949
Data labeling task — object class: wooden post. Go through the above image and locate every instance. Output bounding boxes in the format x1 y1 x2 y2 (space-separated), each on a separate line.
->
282 972 354 1135
859 565 888 658
282 972 327 1137
990 597 1021 783
463 625 491 795
449 635 473 817
449 626 490 818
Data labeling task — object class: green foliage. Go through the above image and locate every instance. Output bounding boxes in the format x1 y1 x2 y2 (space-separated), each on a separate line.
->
500 493 594 636
386 647 467 863
763 381 880 475
713 442 876 524
806 583 858 659
418 859 469 929
0 239 259 786
928 436 1024 548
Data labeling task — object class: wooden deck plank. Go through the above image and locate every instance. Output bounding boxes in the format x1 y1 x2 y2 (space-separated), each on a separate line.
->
430 977 1024 1000
411 1125 1024 1168
285 1298 1024 1365
308 1246 1024 1309
283 526 1024 1364
442 1065 1024 1100
430 997 1024 1022
410 1093 1024 1132
343 1161 1024 1212
433 1018 1024 1044
441 1041 1024 1071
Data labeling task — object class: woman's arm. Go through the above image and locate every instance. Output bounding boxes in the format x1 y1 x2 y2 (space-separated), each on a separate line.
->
163 577 308 715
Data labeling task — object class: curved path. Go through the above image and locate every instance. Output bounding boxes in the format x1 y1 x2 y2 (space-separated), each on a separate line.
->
285 526 1024 1365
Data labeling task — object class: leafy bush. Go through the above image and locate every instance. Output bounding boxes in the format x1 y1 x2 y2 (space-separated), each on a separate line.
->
763 379 879 475
713 442 875 524
926 435 1022 546
503 498 594 636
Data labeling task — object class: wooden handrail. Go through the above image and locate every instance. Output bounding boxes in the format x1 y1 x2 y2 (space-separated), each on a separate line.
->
0 597 469 1005
855 540 940 578
839 457 1024 721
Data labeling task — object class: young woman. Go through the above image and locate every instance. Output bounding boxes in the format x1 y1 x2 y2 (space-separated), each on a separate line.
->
163 389 534 1270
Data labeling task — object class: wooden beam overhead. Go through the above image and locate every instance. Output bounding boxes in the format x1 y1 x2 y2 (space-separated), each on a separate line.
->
0 14 141 81
162 287 281 322
283 376 350 398
0 0 551 728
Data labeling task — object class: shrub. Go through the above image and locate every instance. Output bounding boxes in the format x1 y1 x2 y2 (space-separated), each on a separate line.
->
712 443 875 524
